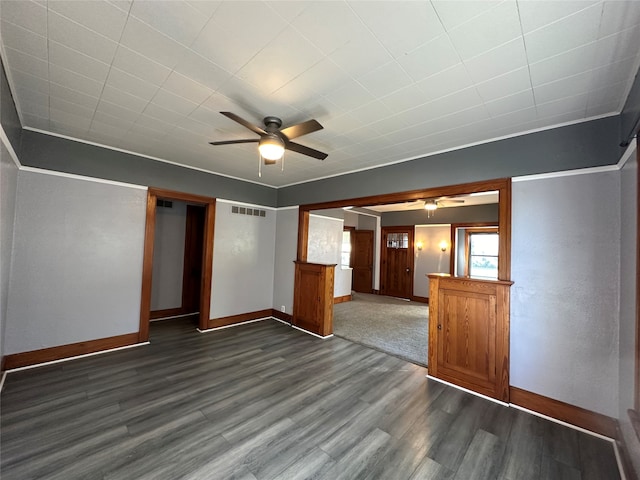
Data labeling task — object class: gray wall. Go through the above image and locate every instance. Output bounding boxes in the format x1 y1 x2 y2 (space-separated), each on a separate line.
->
4 170 147 354
272 207 298 316
278 116 621 207
0 141 18 362
621 67 640 146
19 130 278 207
381 203 498 227
510 170 620 417
414 225 451 297
618 148 640 472
151 200 187 312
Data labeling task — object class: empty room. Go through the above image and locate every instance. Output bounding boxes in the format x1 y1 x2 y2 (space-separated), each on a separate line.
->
1 1 639 479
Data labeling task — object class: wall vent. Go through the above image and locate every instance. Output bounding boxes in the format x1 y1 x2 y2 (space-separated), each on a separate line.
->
231 205 267 218
156 199 173 208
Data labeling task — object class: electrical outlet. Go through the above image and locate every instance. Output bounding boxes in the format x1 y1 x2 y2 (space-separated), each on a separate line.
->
280 305 286 312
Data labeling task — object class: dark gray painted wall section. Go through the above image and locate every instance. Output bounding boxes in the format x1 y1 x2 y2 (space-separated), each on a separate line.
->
277 116 621 206
621 67 640 146
19 130 278 207
381 203 499 227
1 59 22 155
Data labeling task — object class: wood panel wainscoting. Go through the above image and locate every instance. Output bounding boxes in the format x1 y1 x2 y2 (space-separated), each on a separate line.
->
428 273 513 402
292 261 335 337
3 332 140 370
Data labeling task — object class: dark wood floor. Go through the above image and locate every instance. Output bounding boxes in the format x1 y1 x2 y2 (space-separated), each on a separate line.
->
1 318 620 479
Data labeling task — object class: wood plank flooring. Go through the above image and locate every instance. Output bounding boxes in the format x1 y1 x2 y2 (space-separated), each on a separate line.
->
1 318 621 479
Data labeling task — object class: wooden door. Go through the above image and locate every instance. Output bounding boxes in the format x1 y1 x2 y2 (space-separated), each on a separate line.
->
182 205 205 313
352 230 373 293
428 275 512 401
381 226 414 298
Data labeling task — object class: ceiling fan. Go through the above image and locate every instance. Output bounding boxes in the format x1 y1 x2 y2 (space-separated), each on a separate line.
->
424 197 465 217
209 112 328 176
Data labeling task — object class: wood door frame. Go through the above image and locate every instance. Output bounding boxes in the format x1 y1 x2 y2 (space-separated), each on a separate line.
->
181 204 206 314
380 225 415 298
297 178 511 281
463 227 500 278
139 188 216 341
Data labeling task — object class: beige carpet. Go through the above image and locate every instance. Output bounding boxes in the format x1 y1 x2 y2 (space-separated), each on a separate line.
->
333 292 429 367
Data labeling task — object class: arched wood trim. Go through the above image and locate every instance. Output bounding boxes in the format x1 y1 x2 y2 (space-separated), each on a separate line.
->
139 187 216 341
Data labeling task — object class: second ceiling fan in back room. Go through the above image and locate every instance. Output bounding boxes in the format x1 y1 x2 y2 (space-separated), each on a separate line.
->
209 112 328 177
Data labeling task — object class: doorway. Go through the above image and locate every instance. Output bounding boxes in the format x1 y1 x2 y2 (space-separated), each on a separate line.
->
380 226 414 299
351 229 374 293
139 188 216 342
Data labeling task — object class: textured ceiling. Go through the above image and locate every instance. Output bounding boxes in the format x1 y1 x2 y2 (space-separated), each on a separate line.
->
1 0 639 187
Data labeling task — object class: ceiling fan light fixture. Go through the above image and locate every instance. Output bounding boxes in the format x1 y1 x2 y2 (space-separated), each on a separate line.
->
258 134 285 161
424 200 438 211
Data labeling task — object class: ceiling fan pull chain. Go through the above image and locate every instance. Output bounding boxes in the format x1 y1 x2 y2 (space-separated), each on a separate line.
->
281 151 285 173
258 154 262 177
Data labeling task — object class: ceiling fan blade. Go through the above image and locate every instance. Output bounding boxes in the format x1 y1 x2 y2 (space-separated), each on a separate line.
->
209 139 259 145
286 141 328 160
220 112 266 136
280 119 323 140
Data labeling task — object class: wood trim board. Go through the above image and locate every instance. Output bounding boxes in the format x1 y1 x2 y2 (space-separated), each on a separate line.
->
150 307 189 320
334 294 352 304
4 333 140 370
206 309 273 329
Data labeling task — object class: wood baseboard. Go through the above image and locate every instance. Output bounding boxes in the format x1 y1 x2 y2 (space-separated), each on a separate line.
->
4 333 140 370
509 386 617 438
206 309 273 329
271 309 293 324
411 295 429 304
150 307 189 320
333 294 352 304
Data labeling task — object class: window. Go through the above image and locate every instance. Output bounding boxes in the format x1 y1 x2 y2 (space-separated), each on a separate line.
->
386 232 408 249
466 229 499 279
341 229 352 267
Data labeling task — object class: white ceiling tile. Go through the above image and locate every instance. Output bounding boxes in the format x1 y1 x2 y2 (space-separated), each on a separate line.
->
186 1 221 18
517 1 599 34
236 27 324 94
87 124 128 143
162 71 213 105
432 1 500 31
192 2 287 73
7 69 49 95
463 37 528 83
276 58 349 100
447 1 522 61
351 1 444 58
49 64 104 97
0 20 47 60
396 34 460 82
95 100 140 124
47 0 128 41
536 93 588 119
488 106 538 130
379 84 433 115
48 11 118 64
348 101 392 125
100 85 149 113
4 47 48 79
586 100 619 117
49 83 99 110
106 0 133 14
50 96 95 119
328 29 393 79
111 46 172 86
129 1 211 46
475 66 531 101
523 3 603 63
594 26 640 66
323 112 364 136
50 108 90 130
176 117 216 137
21 113 50 130
414 63 475 104
120 16 188 69
189 105 229 130
150 89 199 116
18 89 49 116
142 103 185 125
0 0 46 35
357 61 413 99
324 80 375 112
587 81 627 111
590 57 638 91
598 0 640 37
48 41 110 83
105 68 159 102
173 50 231 92
533 71 591 104
485 89 534 117
528 42 599 86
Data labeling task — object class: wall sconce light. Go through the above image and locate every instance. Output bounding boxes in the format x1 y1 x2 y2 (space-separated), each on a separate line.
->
439 240 448 252
416 241 423 251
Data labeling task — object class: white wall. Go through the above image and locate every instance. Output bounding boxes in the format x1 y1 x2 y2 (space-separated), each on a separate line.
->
414 225 451 297
210 200 276 318
5 170 147 354
307 214 352 298
511 170 620 417
272 207 298 315
1 141 19 360
618 147 640 472
150 200 187 311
